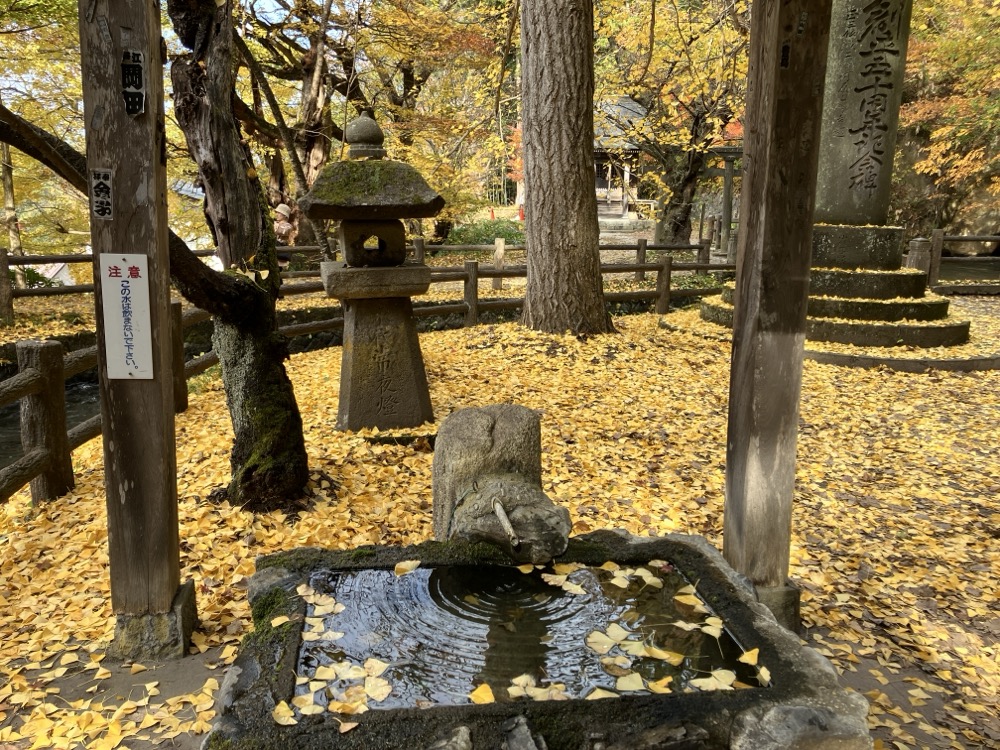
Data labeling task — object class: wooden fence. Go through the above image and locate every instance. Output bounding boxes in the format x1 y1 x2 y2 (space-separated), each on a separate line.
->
0 240 732 504
923 229 1000 286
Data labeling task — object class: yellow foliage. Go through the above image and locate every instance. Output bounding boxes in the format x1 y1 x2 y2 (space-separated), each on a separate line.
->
0 309 998 747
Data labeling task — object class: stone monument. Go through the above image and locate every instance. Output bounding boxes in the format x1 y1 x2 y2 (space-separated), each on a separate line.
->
432 404 571 564
805 0 966 346
299 113 443 431
816 0 912 228
813 0 912 272
704 0 969 348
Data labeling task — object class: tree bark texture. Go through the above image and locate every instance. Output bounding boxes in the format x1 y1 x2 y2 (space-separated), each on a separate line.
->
661 149 708 243
724 0 833 588
520 0 613 334
169 0 308 510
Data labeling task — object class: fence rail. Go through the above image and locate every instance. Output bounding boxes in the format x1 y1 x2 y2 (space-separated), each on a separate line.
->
1 242 732 504
924 230 1000 285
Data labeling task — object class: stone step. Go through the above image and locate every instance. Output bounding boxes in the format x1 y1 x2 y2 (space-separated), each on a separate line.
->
700 297 971 348
718 286 950 322
810 267 927 299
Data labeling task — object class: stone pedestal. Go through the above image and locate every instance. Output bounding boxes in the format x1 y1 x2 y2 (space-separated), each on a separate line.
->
322 263 434 431
106 580 197 661
812 224 904 271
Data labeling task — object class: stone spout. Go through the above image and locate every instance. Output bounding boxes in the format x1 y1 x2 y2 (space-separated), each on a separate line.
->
432 404 571 564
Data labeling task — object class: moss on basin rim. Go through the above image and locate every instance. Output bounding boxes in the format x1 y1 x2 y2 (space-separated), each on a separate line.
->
205 532 872 750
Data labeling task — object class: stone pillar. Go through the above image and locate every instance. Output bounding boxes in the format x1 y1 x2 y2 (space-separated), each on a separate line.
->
322 262 434 431
815 0 913 226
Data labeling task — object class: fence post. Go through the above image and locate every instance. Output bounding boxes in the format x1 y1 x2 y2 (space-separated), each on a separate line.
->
929 228 944 286
699 238 712 275
0 246 12 325
16 340 74 503
170 301 187 413
413 237 426 264
492 237 505 291
464 260 479 326
635 238 647 282
655 256 672 314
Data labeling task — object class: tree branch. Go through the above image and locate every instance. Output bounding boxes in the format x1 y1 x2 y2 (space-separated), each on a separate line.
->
0 101 253 317
234 32 331 256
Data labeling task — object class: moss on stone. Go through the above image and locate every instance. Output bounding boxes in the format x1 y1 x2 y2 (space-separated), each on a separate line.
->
249 585 295 629
301 160 445 220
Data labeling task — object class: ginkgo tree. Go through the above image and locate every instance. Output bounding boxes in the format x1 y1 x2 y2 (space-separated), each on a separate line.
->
593 0 750 242
239 0 504 236
895 0 1000 237
0 0 512 509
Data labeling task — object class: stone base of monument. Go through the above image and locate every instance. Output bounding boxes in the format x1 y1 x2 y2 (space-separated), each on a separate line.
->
321 262 434 431
700 224 970 348
203 533 872 750
106 580 197 661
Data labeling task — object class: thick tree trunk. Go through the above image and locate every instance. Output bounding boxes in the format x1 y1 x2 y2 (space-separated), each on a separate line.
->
520 0 613 334
169 0 309 509
660 150 708 244
214 311 307 511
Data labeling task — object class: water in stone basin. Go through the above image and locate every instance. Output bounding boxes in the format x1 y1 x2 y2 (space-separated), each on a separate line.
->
295 561 763 713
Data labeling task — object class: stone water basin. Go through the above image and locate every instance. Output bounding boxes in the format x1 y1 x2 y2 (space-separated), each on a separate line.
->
206 531 871 749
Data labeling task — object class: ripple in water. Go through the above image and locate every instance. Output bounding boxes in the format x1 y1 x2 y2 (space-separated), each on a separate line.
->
297 563 759 710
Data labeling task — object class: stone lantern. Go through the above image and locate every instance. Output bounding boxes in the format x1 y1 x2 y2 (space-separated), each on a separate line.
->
299 112 444 431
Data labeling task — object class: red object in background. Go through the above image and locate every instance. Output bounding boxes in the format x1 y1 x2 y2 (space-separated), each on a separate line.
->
490 208 495 220
518 205 524 221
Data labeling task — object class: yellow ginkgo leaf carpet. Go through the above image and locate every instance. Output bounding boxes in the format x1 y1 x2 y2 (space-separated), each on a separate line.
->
1 309 998 749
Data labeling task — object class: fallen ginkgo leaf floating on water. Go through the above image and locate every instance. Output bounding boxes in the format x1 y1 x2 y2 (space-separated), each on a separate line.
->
689 669 737 692
394 559 421 576
468 683 494 704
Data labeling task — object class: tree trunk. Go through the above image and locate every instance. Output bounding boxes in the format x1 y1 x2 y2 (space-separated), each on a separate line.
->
1 140 26 290
213 310 307 511
520 0 613 334
169 0 309 510
660 150 708 244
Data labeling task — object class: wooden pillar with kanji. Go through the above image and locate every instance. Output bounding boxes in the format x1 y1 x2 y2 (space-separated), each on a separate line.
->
77 1 195 659
724 0 833 632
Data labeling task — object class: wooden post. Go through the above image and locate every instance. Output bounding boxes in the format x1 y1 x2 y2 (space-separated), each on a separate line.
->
722 158 736 261
464 260 479 326
635 238 647 282
413 236 425 264
78 0 192 659
929 228 944 286
653 197 666 245
698 238 712 274
724 0 833 630
655 256 672 314
170 301 187 413
16 340 74 503
0 245 12 325
492 237 505 291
